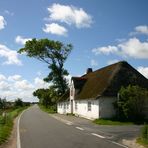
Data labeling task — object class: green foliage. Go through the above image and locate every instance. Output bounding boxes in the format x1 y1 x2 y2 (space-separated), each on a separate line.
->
39 104 56 114
141 124 148 140
0 98 7 109
93 119 133 125
14 98 23 107
33 87 58 108
18 38 72 95
137 124 148 147
0 107 27 144
115 85 148 122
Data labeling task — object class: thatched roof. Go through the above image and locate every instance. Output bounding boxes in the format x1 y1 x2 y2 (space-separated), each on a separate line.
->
73 61 148 100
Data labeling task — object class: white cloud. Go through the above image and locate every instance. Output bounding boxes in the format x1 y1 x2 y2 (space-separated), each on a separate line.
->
0 16 6 30
0 44 22 65
0 81 10 91
15 35 32 45
92 46 118 55
107 59 119 65
0 74 6 81
130 25 148 36
91 59 98 66
118 38 148 59
0 74 50 102
34 77 49 89
15 80 33 90
92 38 148 59
8 75 22 81
47 3 92 28
137 66 148 79
43 23 67 36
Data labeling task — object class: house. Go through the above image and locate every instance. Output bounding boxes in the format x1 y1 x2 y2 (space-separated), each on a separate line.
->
57 61 148 120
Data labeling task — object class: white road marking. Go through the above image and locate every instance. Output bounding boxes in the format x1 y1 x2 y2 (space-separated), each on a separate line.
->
91 133 105 139
110 141 128 148
17 108 29 148
76 127 84 131
51 115 73 125
66 122 73 125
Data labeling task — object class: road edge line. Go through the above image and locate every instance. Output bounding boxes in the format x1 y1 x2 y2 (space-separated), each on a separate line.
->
17 108 29 148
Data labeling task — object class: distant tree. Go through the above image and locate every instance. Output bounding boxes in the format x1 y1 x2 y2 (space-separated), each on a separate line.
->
33 87 58 108
18 38 72 96
14 98 23 107
115 85 148 121
0 98 7 109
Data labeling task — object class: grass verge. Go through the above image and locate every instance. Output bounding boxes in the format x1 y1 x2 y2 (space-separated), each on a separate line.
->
137 138 148 147
0 107 28 145
93 118 134 125
39 104 56 114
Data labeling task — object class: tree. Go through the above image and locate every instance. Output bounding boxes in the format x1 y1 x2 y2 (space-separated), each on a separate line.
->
33 87 58 108
14 98 23 107
115 85 148 121
0 98 7 109
18 38 72 95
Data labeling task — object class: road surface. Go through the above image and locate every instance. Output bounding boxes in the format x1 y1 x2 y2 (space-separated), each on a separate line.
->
19 105 127 148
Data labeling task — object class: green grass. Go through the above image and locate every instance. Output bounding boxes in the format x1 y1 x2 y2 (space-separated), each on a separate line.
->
93 118 134 125
0 107 28 145
39 104 56 114
137 138 148 147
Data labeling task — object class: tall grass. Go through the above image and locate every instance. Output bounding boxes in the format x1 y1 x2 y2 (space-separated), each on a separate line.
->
0 107 27 144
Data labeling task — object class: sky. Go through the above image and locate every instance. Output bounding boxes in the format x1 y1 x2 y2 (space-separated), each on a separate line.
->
0 0 148 102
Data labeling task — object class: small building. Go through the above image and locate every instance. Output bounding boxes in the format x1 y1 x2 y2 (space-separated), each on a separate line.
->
57 61 148 120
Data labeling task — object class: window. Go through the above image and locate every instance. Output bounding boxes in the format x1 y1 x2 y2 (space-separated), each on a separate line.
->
88 101 91 111
75 101 78 110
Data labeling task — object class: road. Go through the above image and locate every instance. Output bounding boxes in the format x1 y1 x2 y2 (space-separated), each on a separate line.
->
19 105 127 148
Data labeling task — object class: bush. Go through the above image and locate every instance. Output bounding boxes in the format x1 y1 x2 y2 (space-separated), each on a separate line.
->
115 85 148 122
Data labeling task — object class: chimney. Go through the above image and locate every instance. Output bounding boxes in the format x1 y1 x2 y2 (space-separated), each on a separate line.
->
86 68 93 74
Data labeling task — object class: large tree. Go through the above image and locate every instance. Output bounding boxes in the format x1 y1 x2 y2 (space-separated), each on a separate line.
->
18 38 72 95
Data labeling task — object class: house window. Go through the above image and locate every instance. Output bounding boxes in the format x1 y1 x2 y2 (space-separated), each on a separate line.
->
75 101 78 110
88 101 91 111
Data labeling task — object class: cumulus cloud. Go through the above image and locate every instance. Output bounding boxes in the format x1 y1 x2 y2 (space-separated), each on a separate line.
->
130 25 148 36
0 44 22 65
137 66 148 79
0 16 6 30
47 3 92 28
8 75 22 81
43 23 67 36
0 74 50 102
92 46 118 55
119 38 148 59
15 35 32 45
92 38 148 59
107 59 119 65
91 59 98 66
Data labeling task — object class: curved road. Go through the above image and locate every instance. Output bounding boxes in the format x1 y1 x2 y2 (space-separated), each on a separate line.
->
19 105 127 148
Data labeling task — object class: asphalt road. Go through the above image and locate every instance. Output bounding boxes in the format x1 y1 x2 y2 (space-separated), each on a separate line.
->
19 105 127 148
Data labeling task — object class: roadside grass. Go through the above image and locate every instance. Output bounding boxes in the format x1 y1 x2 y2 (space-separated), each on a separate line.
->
93 118 134 125
137 138 148 147
0 107 28 145
137 124 148 147
39 104 56 114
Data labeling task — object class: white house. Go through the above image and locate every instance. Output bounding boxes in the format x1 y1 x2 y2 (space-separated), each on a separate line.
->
57 61 148 120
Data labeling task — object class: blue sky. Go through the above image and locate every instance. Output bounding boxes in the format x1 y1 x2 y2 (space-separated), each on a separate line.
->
0 0 148 102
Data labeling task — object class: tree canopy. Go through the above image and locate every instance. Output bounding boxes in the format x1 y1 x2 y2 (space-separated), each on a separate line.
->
18 38 72 95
